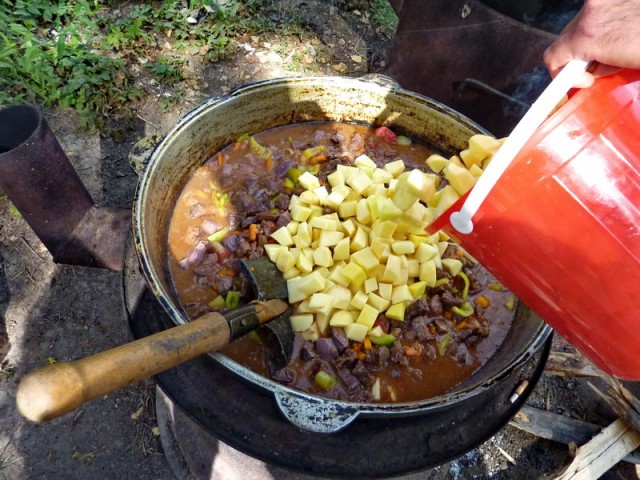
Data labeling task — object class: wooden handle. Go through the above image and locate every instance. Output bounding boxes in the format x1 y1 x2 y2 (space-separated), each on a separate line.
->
16 312 230 423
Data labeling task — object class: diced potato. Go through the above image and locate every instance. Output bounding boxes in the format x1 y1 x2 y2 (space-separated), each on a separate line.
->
364 277 378 294
308 292 335 316
368 292 390 312
299 190 320 205
442 258 463 276
350 290 368 310
327 285 352 309
354 154 377 170
287 221 300 235
325 189 349 210
342 261 367 287
318 230 344 248
264 244 286 263
347 170 373 195
271 226 294 246
372 168 393 184
370 238 391 262
419 260 437 287
328 264 349 287
315 311 331 334
408 281 427 299
309 215 339 231
407 258 420 277
314 186 329 204
381 254 402 284
376 198 403 221
290 314 314 332
444 161 477 196
356 198 372 225
356 304 379 329
327 170 345 187
342 218 357 237
313 246 334 268
386 302 406 321
391 285 413 304
298 171 321 190
276 249 296 273
351 247 380 275
296 253 314 274
282 267 301 280
351 227 368 251
426 154 449 173
392 240 414 255
336 164 359 181
372 220 397 239
301 323 320 341
383 159 406 177
345 322 369 342
378 282 393 300
416 242 438 263
290 203 312 222
338 200 357 218
330 310 355 327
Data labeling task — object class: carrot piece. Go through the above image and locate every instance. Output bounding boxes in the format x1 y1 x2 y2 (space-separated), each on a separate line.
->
356 351 366 361
363 337 372 350
455 249 465 257
476 295 491 308
265 157 273 171
403 346 419 357
352 343 362 352
456 320 468 330
428 324 436 335
248 223 257 241
217 153 223 166
444 311 452 320
309 154 327 164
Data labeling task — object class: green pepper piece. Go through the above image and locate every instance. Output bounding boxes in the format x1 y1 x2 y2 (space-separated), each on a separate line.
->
236 133 250 143
301 145 326 160
248 330 263 345
369 333 396 346
250 136 272 159
315 370 338 391
456 271 470 300
504 296 517 311
283 178 295 190
207 226 229 243
287 167 302 183
225 290 241 309
434 278 450 287
451 302 474 317
437 333 452 356
208 295 226 310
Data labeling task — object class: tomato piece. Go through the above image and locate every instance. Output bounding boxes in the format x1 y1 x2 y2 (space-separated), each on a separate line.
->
375 126 397 144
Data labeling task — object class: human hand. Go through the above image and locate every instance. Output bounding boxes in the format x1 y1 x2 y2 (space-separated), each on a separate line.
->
544 0 640 81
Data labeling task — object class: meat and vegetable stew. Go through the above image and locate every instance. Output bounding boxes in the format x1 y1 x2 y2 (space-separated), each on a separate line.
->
167 122 515 403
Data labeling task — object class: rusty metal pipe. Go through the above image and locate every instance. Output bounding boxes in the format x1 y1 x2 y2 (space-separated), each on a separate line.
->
0 105 130 270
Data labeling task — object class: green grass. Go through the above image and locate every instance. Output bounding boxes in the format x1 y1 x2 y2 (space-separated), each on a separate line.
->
0 0 393 132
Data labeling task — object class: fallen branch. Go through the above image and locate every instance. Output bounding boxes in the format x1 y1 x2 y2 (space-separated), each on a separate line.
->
544 351 604 378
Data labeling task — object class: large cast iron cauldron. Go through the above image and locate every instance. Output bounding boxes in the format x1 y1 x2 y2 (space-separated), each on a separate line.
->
133 76 552 433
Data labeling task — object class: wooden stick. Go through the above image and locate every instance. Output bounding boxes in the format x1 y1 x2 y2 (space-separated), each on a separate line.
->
544 351 604 378
550 418 640 480
510 406 640 465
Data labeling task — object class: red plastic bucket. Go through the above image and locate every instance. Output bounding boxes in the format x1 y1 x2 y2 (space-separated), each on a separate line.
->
430 69 640 379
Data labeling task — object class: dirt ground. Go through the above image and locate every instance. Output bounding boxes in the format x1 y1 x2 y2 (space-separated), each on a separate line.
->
1 1 640 479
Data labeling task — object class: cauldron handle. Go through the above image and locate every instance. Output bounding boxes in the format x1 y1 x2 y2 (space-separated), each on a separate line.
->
274 388 360 433
0 105 130 270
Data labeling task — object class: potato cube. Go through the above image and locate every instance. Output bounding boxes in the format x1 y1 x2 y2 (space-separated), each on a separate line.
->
354 154 377 170
350 290 368 310
386 302 406 321
315 312 331 334
442 258 463 276
318 230 344 248
327 285 352 309
276 249 296 273
290 314 314 332
378 282 393 300
372 168 393 184
356 198 372 225
341 218 357 237
409 281 427 299
368 293 390 312
338 200 357 218
372 220 397 239
336 164 359 181
407 258 420 277
392 240 415 255
350 227 368 252
282 267 301 280
327 170 345 187
330 310 355 327
426 154 449 173
416 242 438 263
290 203 312 222
313 246 334 268
296 253 314 274
419 260 437 287
345 322 369 342
364 277 378 294
309 215 339 231
356 304 379 330
383 159 406 177
381 254 402 284
351 247 380 275
444 162 477 196
298 171 320 190
333 237 351 261
296 298 312 313
377 198 403 221
391 285 413 304
271 226 294 246
264 244 286 263
308 292 335 316
342 261 367 287
370 238 391 262
347 170 372 195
